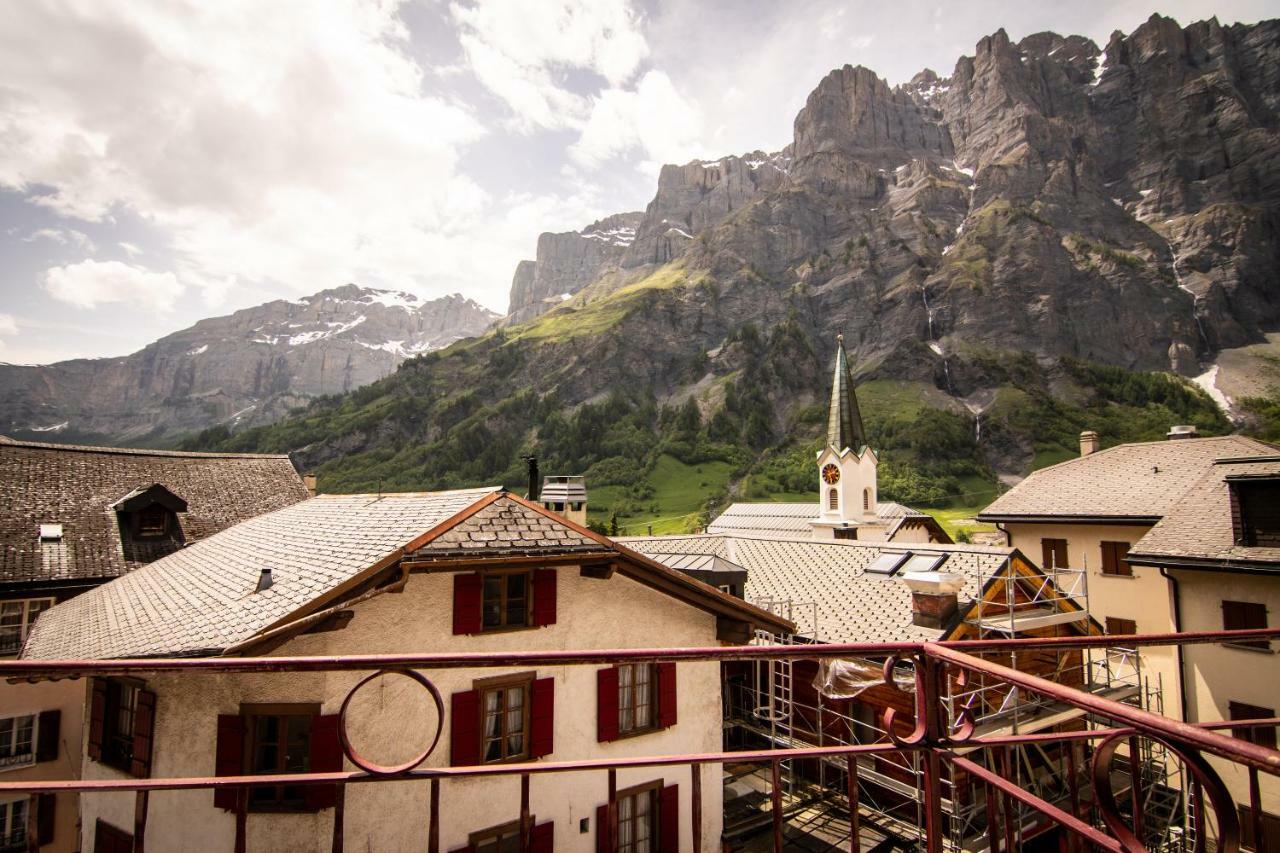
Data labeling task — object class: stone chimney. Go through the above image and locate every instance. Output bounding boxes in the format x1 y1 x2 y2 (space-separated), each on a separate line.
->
1167 424 1199 440
302 473 317 497
1079 430 1100 456
901 571 967 629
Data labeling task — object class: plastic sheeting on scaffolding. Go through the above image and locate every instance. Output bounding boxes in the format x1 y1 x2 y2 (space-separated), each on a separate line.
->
812 658 915 699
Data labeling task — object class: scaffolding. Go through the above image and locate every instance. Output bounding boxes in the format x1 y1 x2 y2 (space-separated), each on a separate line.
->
725 558 1186 851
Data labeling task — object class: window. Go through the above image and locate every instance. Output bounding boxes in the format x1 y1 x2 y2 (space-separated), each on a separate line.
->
1238 804 1280 853
244 706 314 811
1100 541 1132 576
1232 480 1280 547
1223 600 1270 650
135 504 170 538
0 598 54 655
0 799 27 851
451 675 552 766
618 664 656 736
828 489 838 510
1106 617 1137 636
1230 701 1278 750
89 678 156 777
0 716 34 769
834 528 858 541
482 572 530 630
471 820 520 853
1041 539 1068 570
476 676 530 763
863 488 871 511
93 820 134 853
617 783 658 853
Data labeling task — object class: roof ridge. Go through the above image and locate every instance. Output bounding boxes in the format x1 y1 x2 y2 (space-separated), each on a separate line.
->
0 436 294 459
1015 433 1274 479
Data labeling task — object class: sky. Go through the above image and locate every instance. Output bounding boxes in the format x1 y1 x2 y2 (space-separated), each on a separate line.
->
0 0 1272 364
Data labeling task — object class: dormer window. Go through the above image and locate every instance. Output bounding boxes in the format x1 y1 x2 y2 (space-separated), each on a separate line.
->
1229 478 1280 547
135 505 170 538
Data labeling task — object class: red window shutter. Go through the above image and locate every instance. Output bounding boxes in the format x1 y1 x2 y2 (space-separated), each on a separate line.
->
530 677 554 758
453 574 483 635
88 678 107 761
130 689 157 778
37 793 56 845
214 714 245 811
450 690 480 766
306 714 342 810
596 803 611 853
657 662 678 729
597 668 619 743
36 709 60 763
531 569 557 627
531 820 554 852
660 783 679 852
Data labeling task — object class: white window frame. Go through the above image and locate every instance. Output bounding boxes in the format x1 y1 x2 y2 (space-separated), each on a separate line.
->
0 598 54 656
0 795 28 849
0 715 37 771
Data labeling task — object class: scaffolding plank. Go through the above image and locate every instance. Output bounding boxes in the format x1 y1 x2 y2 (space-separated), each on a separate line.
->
969 608 1088 633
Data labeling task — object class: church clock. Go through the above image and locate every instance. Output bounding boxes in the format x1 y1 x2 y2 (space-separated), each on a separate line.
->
821 463 841 485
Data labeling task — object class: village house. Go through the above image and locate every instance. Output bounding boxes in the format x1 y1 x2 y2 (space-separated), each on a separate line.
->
1124 454 1280 848
0 436 309 852
977 429 1278 724
20 488 791 852
705 337 949 545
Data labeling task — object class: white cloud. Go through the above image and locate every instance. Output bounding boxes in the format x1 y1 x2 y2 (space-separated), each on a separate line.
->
22 228 96 252
0 1 489 312
0 314 18 335
42 260 185 312
570 71 703 170
450 0 650 132
119 241 143 257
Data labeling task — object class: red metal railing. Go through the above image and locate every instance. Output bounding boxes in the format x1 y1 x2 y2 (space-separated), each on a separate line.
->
3 629 1279 853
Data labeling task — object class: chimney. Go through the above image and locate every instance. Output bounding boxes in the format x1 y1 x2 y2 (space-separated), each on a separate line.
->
302 473 317 497
1079 430 1100 456
1167 424 1199 440
255 567 274 593
522 455 540 501
901 571 966 629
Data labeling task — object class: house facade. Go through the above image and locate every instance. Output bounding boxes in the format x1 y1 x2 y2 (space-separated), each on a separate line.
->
0 437 309 852
706 338 949 544
21 490 790 852
977 430 1278 722
1125 455 1280 847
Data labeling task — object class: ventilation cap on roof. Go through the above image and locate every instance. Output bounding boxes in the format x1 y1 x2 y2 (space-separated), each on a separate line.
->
255 567 275 593
38 523 63 542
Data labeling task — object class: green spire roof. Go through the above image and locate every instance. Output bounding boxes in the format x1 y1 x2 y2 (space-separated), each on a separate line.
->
827 335 868 453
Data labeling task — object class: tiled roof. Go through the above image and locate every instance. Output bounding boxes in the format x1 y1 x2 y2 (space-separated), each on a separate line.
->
622 533 1017 643
979 436 1278 521
0 438 310 585
1129 457 1280 570
409 498 600 558
706 501 925 536
21 489 498 659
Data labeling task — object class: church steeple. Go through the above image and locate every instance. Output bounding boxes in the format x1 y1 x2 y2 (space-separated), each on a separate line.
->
826 334 867 453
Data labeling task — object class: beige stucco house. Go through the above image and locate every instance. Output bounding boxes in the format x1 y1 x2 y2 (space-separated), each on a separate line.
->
21 489 790 852
0 437 309 851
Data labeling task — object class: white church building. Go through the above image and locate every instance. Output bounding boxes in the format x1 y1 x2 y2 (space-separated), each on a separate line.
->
706 336 949 544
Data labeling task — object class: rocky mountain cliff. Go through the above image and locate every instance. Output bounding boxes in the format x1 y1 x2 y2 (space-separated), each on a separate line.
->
0 285 498 444
179 16 1280 517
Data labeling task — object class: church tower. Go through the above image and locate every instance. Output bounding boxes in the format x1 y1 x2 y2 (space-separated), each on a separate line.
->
812 335 878 538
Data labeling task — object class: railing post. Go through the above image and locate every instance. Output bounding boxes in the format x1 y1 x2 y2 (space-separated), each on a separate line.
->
847 756 860 853
331 783 345 853
690 762 702 853
134 789 150 853
25 794 37 853
1250 767 1263 852
428 778 440 853
234 789 247 853
919 654 946 853
1066 740 1080 853
998 748 1015 853
984 781 1000 853
1128 735 1144 842
770 758 783 853
1191 779 1205 853
607 767 618 853
520 772 531 853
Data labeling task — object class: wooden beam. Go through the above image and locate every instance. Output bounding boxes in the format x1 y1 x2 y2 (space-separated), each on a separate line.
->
716 617 753 644
579 562 616 580
403 551 618 573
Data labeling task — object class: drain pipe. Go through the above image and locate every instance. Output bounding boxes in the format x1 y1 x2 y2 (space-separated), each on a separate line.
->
1159 566 1190 722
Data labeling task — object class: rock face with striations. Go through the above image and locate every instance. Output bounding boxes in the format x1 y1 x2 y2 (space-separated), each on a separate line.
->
0 285 499 444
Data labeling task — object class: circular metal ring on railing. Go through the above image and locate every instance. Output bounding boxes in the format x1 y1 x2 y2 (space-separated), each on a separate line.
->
338 668 445 776
1091 730 1240 853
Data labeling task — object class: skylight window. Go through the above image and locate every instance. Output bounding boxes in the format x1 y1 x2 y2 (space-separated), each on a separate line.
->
901 553 947 574
865 552 910 575
38 524 63 542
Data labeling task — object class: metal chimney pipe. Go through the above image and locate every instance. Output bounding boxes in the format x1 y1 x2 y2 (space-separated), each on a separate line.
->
522 455 540 501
